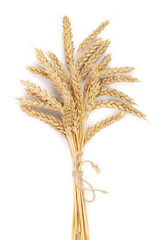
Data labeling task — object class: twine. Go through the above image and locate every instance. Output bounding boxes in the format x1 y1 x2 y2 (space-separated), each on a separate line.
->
72 150 108 203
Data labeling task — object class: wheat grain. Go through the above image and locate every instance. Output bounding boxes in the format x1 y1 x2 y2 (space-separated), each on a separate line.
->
84 112 125 145
76 20 109 56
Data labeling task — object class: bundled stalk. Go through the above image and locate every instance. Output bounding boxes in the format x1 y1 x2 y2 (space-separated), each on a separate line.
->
18 16 145 240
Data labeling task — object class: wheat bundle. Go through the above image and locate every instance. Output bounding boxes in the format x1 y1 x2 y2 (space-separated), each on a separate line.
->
18 16 145 240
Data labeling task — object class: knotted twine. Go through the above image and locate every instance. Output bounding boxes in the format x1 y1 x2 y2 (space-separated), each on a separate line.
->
72 150 108 203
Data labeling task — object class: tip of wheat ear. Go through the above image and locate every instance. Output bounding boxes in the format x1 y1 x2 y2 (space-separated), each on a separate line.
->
20 79 26 86
20 105 28 112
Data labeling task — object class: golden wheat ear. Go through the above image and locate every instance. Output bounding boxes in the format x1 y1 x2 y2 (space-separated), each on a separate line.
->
84 112 126 145
17 98 61 112
84 64 100 112
98 54 112 71
99 67 135 78
97 88 137 106
94 100 146 119
47 52 69 83
81 39 111 79
76 38 103 72
76 19 110 57
20 80 63 113
35 48 63 94
20 105 66 137
62 16 74 72
100 76 140 86
26 66 48 78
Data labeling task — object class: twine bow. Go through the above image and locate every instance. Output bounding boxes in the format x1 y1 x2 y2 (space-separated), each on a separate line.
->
72 150 108 203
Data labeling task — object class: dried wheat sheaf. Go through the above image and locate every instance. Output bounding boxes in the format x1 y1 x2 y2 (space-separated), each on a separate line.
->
18 16 145 240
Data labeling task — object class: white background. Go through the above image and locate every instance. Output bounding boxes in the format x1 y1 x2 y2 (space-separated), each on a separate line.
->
0 0 160 239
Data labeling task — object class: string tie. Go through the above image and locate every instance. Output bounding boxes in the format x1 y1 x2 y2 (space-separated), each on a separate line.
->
72 150 108 203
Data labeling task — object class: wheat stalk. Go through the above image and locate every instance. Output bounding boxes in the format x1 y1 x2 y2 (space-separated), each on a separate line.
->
18 16 145 240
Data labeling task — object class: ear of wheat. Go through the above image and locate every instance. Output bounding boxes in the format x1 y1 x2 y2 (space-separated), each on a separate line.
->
18 16 145 240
